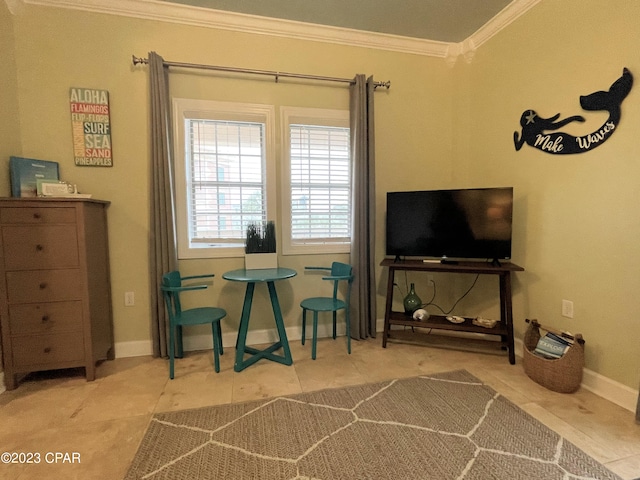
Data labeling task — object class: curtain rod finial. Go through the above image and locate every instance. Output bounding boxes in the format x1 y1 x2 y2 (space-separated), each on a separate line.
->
132 55 148 66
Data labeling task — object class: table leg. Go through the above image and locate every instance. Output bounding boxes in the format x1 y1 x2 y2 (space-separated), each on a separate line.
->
234 282 255 372
500 272 516 365
267 281 293 365
234 281 293 372
382 266 395 348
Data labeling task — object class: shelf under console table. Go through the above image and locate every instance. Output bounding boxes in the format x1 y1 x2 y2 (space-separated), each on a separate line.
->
380 258 524 364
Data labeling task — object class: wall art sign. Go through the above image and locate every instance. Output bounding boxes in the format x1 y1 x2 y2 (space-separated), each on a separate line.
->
514 68 633 155
70 87 113 166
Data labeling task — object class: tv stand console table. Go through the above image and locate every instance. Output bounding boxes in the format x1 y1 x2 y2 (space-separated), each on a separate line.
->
381 259 524 364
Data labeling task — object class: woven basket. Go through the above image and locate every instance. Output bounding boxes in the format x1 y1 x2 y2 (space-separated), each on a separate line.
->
523 319 585 393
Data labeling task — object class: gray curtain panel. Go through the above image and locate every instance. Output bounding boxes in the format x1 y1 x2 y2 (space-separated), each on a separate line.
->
145 60 379 350
148 51 178 358
349 74 377 339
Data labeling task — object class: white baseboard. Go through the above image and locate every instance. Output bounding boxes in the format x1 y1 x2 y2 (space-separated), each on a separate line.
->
113 321 344 358
114 340 154 358
112 320 638 414
580 368 638 413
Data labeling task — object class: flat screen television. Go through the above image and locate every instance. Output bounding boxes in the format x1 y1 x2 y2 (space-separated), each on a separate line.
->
386 187 513 262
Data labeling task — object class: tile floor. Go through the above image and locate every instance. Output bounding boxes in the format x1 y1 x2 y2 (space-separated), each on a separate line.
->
1 336 639 480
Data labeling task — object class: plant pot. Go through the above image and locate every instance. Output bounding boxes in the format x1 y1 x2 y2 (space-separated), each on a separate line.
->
245 252 278 270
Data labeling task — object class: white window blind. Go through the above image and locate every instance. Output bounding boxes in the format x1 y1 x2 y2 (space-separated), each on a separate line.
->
187 119 266 244
289 124 351 243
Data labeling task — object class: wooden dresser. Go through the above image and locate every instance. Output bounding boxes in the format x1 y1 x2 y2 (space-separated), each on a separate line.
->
0 198 114 390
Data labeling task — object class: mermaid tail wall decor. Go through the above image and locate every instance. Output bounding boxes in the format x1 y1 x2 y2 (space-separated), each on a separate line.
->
514 68 633 154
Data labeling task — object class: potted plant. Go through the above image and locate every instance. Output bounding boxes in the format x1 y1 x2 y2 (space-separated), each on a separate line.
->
244 221 277 269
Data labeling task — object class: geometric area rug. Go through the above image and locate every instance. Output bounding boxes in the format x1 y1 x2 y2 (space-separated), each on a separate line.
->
124 370 623 480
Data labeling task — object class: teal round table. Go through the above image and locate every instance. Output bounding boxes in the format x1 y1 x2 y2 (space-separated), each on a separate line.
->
222 268 297 372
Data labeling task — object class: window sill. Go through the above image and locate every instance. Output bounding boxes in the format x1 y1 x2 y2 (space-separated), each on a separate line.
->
178 243 245 260
281 243 350 256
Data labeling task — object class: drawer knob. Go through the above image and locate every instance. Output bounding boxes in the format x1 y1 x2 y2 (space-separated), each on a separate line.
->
36 244 44 252
41 315 50 323
44 347 51 353
39 282 47 290
33 213 41 219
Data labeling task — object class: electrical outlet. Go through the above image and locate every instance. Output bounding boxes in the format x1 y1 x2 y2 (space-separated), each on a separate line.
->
125 291 135 307
561 299 573 318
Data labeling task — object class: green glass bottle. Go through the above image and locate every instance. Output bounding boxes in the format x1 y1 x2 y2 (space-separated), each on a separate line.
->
403 283 422 315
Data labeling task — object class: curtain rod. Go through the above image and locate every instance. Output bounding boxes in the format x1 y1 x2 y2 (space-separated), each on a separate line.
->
131 55 390 89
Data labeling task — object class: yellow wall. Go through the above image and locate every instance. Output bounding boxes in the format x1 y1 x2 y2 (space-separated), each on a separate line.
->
457 0 640 388
0 1 20 368
1 5 454 354
1 1 638 390
0 1 20 189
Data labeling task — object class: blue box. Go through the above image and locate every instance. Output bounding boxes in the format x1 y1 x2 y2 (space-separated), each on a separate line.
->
9 156 60 197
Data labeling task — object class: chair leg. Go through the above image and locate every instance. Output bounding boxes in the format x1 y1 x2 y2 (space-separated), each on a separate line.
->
332 311 337 339
216 323 224 356
312 311 319 360
169 324 176 379
211 322 221 373
176 324 184 358
301 308 307 345
346 309 351 355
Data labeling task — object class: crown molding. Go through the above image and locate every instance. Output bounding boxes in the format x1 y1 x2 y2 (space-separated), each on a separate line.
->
10 0 540 61
445 0 541 66
470 0 541 49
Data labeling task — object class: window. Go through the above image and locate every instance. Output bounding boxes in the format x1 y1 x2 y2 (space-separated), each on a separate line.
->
281 107 351 254
173 99 275 259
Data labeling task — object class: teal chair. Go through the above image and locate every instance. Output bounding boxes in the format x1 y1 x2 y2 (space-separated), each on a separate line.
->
300 262 354 360
161 271 226 379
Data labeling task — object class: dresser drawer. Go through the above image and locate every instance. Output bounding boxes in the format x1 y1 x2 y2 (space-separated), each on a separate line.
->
11 332 85 367
0 207 76 225
2 225 79 270
6 269 83 304
8 301 83 335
